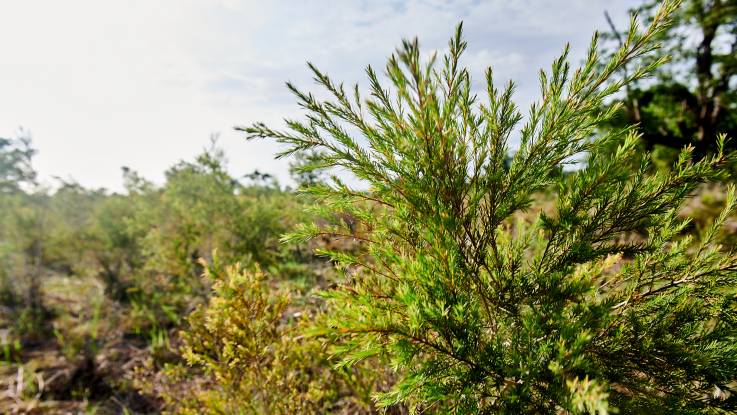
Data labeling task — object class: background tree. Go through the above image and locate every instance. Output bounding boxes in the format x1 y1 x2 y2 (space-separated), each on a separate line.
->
0 132 36 193
601 0 737 159
0 133 49 338
289 150 329 188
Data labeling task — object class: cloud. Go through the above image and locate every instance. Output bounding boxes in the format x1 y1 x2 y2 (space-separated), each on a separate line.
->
0 0 642 191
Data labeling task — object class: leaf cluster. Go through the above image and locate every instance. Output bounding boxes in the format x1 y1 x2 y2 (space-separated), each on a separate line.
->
244 1 737 412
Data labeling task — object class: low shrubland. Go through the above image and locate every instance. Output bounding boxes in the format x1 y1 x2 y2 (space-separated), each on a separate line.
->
1 0 736 413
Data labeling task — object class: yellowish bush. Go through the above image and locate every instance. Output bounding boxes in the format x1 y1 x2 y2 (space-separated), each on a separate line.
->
169 257 393 414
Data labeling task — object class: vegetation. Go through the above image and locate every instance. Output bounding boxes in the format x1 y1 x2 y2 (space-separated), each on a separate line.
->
0 133 49 339
0 136 327 413
245 1 737 412
1 0 737 414
159 257 394 414
601 0 737 159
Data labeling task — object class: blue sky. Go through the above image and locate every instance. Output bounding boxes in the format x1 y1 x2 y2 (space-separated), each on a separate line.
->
0 0 641 191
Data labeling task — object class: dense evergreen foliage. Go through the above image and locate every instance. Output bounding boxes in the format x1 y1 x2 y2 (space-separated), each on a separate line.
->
245 1 737 412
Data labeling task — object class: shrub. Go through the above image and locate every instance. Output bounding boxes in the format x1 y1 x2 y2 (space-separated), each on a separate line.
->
85 193 147 301
171 257 391 414
109 143 301 334
243 1 737 412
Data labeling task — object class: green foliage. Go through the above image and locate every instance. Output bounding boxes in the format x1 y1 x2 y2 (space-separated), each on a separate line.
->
290 150 329 188
84 192 146 301
0 135 331 411
1 134 309 350
600 0 737 158
0 135 49 338
0 132 36 193
0 135 36 297
123 143 302 333
245 2 737 412
171 257 387 414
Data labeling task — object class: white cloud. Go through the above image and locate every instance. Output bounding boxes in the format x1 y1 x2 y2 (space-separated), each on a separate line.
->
0 0 642 191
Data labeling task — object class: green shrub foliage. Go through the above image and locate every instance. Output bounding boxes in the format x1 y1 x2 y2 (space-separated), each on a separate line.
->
244 2 737 412
0 135 49 335
175 257 390 414
83 143 303 333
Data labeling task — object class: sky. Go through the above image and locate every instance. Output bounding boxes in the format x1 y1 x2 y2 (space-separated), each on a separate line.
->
0 0 642 192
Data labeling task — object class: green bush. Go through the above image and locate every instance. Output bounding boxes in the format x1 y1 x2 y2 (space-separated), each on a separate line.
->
83 143 304 335
168 257 391 414
244 2 737 412
0 136 50 339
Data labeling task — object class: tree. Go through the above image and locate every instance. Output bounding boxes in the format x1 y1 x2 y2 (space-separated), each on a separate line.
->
86 193 144 301
0 133 49 336
0 132 36 193
243 1 737 412
114 142 297 333
601 0 737 158
289 150 329 188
